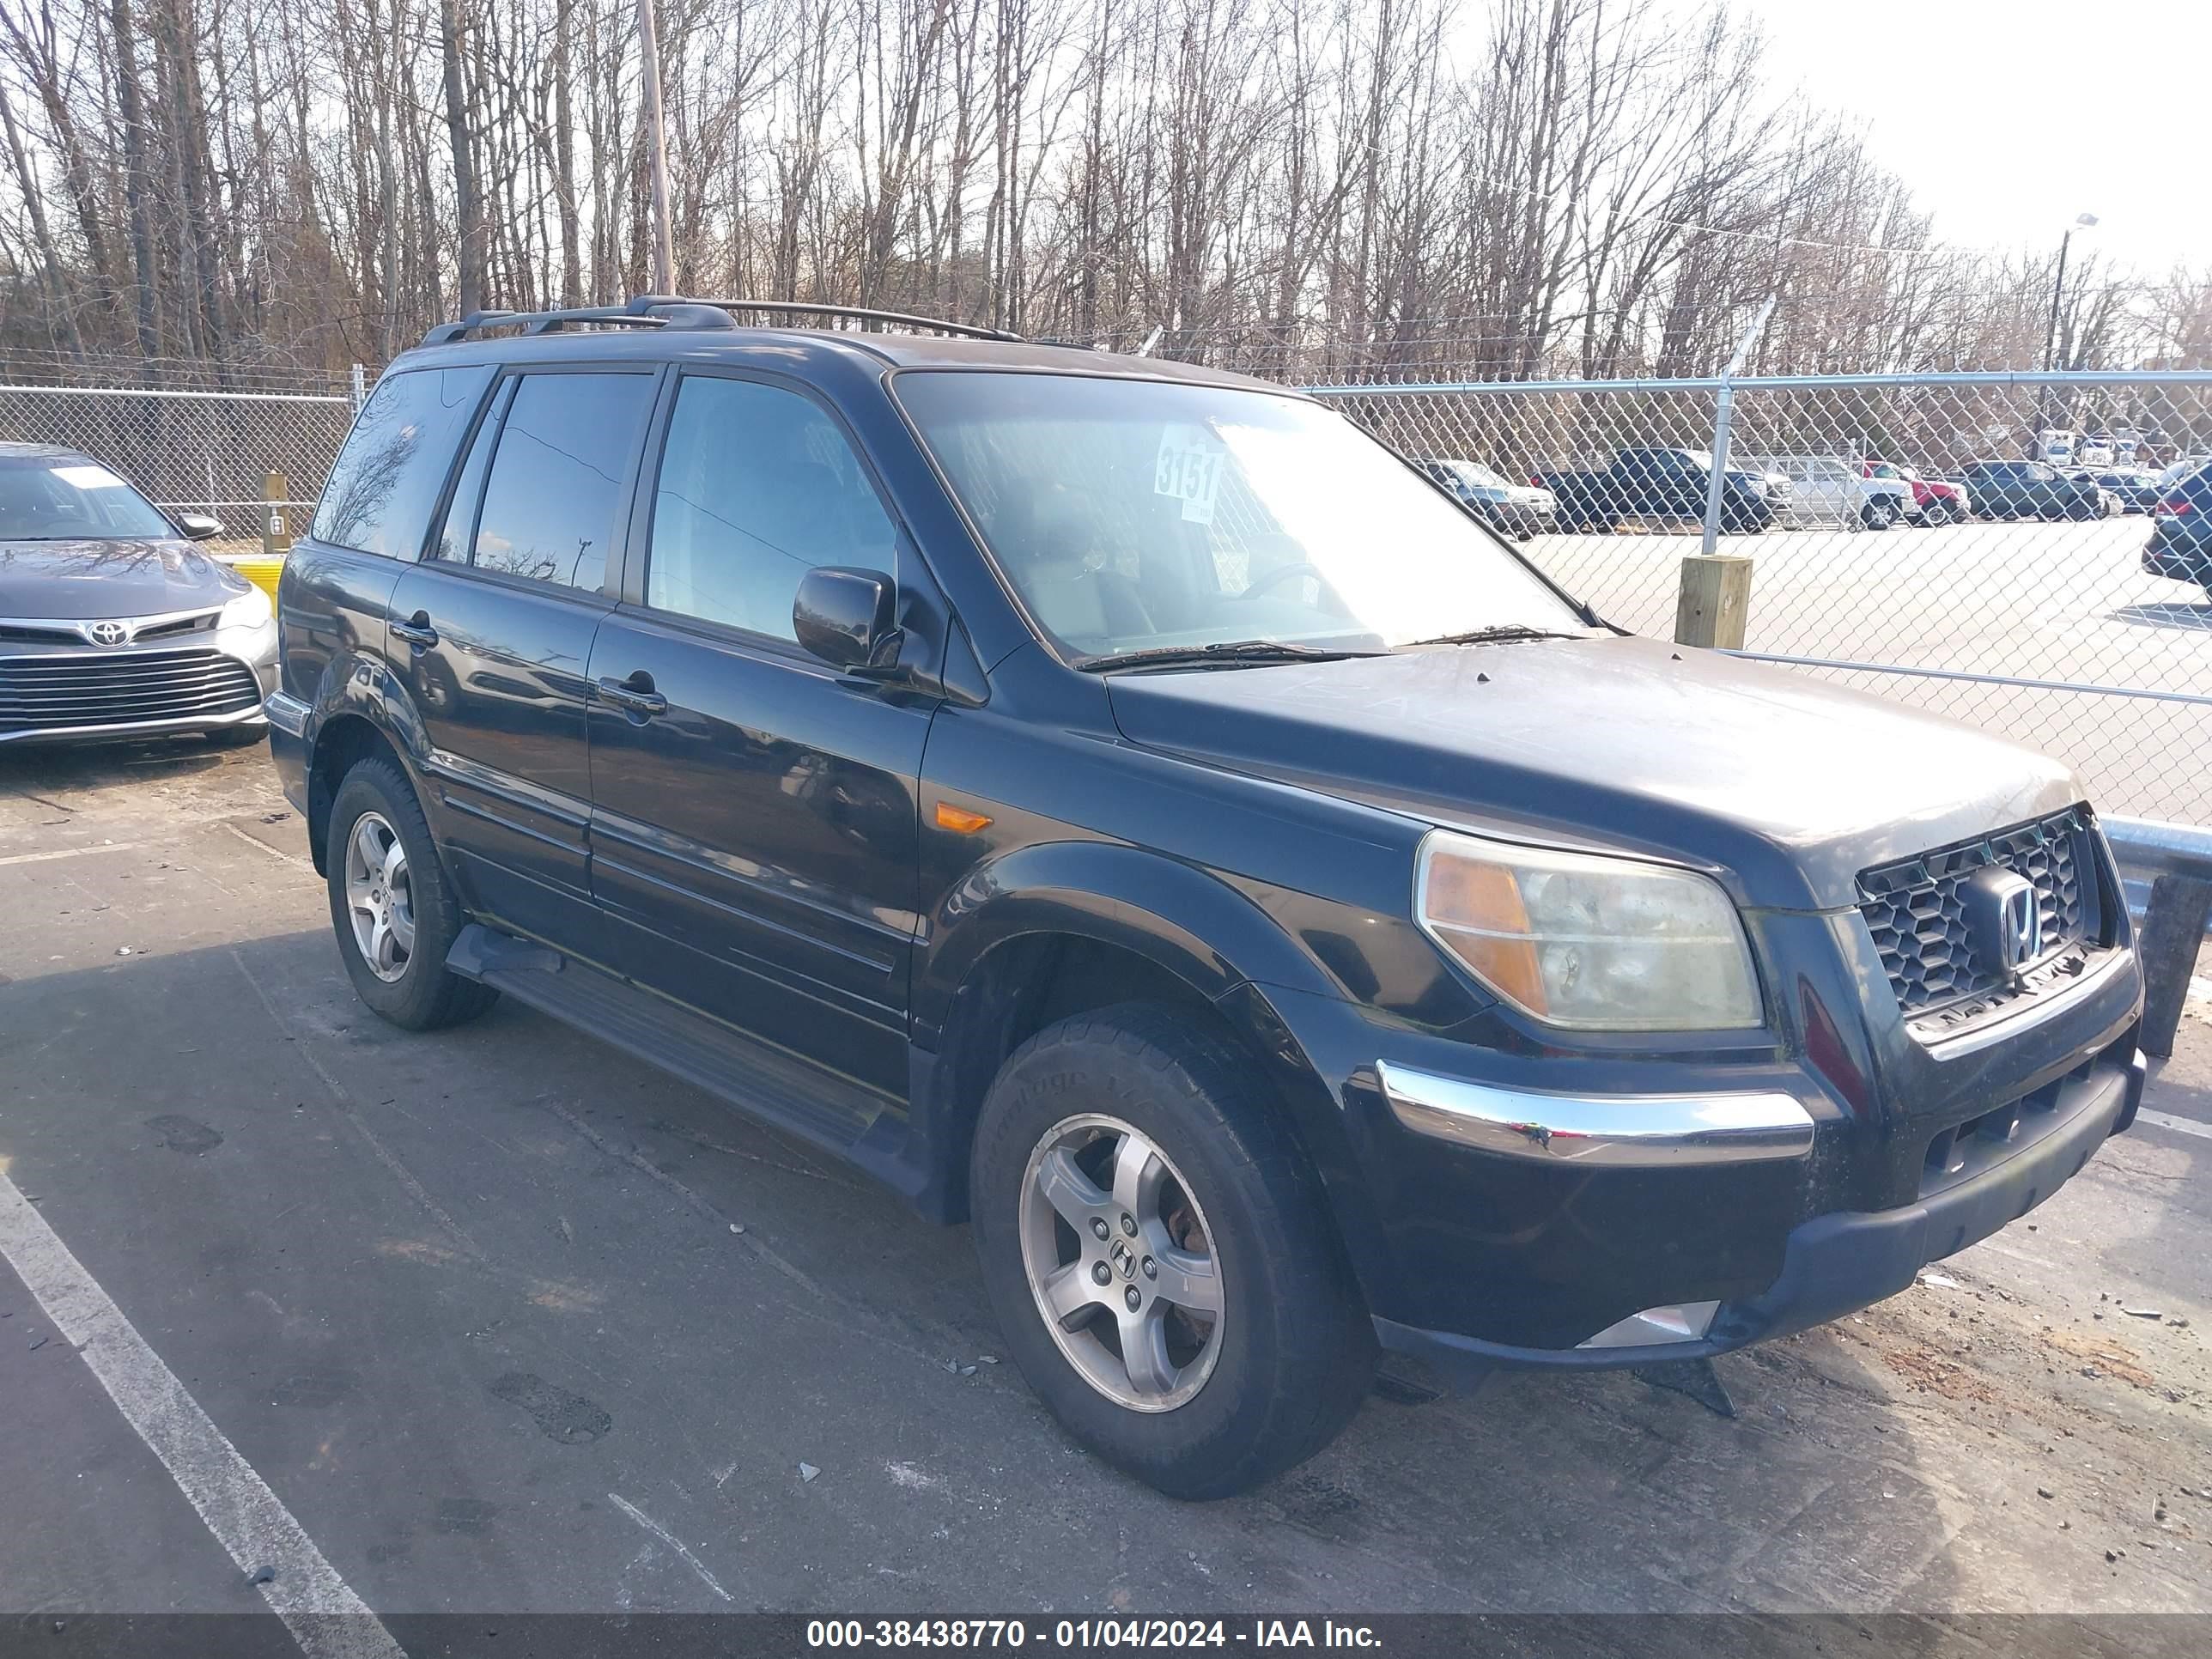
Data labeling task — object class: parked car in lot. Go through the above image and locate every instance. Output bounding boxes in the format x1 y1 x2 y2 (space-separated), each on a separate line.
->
1863 459 1970 526
2142 459 2212 594
1540 446 1777 532
271 299 2146 1499
1412 457 1556 540
1738 454 1907 530
1960 460 2110 521
2072 467 2164 514
0 443 271 747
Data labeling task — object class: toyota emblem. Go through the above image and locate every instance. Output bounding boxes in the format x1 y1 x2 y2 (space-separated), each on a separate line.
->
86 620 130 647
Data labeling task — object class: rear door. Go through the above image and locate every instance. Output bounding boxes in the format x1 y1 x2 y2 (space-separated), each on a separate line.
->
389 365 659 944
583 369 934 1094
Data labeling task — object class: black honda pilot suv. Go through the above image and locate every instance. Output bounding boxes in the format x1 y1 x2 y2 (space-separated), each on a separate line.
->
270 297 2145 1499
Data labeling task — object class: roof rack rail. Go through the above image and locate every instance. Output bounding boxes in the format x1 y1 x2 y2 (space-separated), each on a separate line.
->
418 301 738 348
418 295 1022 349
628 295 1024 343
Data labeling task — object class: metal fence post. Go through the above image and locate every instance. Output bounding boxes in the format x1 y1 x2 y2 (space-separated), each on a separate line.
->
1698 382 1735 556
1700 297 1775 555
349 362 368 412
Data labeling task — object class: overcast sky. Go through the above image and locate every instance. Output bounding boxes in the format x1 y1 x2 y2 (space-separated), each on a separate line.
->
1737 0 2207 274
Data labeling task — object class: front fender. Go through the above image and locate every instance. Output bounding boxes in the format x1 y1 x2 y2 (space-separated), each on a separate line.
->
910 842 1401 1293
915 838 1344 1039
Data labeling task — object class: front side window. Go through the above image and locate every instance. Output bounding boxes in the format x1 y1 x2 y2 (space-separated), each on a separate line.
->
646 375 896 639
896 371 1581 661
0 458 175 540
312 366 491 557
471 373 655 592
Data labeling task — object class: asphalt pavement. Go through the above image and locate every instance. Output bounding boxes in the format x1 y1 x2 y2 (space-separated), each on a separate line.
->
3 732 2210 1637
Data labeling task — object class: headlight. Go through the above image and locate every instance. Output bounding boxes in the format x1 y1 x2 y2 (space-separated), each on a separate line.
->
219 585 273 629
1415 830 1762 1030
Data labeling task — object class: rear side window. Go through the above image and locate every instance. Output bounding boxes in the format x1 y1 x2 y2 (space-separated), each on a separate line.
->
645 375 896 640
312 366 492 557
471 372 655 592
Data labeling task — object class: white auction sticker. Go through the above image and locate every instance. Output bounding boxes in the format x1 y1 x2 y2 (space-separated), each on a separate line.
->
1154 428 1226 525
52 464 129 490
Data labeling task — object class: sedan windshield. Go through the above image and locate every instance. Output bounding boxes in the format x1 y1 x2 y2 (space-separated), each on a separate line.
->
0 457 175 540
895 371 1583 663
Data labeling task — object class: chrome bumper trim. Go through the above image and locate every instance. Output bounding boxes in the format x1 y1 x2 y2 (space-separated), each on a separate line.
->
264 690 310 738
1376 1060 1816 1167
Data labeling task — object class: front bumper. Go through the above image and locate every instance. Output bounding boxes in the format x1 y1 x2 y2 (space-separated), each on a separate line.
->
1257 885 2143 1372
0 622 277 745
1375 1048 2142 1377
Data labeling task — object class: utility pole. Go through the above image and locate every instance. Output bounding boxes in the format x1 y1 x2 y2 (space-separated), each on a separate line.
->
636 0 676 295
2041 213 2099 372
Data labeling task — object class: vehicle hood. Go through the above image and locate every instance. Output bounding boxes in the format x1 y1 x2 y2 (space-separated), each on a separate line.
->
0 538 247 619
1103 635 2082 911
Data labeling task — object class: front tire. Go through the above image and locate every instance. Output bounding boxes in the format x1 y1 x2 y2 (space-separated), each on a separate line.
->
325 757 497 1030
969 1005 1374 1500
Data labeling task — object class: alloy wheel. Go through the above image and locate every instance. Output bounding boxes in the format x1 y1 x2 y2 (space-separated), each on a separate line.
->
1018 1113 1225 1412
343 810 416 983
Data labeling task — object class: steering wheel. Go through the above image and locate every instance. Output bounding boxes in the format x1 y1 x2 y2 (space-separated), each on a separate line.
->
1240 560 1328 599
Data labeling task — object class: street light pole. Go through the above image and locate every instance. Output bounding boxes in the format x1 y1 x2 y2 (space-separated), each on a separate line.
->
2041 212 2099 372
636 0 676 295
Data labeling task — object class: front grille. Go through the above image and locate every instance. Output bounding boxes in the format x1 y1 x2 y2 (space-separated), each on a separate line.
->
1857 807 2099 1017
0 647 262 733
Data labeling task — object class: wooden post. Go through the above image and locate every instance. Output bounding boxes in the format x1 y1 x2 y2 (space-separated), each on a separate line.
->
261 470 292 558
1675 554 1753 649
2136 873 2212 1058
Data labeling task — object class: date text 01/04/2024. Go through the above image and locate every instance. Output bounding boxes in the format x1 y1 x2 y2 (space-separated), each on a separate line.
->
804 1619 1382 1650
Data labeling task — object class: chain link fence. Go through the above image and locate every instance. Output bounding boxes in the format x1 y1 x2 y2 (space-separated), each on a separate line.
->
3 356 2208 823
1311 370 2212 824
0 374 362 548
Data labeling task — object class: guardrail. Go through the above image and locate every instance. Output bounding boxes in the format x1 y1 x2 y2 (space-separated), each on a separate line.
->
2104 816 2212 1057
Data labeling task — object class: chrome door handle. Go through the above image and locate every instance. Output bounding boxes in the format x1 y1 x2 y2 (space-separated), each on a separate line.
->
596 675 667 717
390 614 438 649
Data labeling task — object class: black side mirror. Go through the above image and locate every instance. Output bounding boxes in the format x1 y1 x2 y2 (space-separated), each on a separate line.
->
793 567 902 675
174 513 223 541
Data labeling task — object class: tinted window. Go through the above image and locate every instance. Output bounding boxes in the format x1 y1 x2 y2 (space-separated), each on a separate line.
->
312 367 492 556
0 457 175 539
472 373 655 591
431 380 514 563
646 376 896 638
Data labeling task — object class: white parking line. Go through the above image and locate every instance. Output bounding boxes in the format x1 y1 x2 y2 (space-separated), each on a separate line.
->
2138 1108 2212 1142
0 840 143 867
0 1172 404 1659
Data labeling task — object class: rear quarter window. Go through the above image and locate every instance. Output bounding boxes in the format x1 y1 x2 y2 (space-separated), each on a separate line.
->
311 366 494 557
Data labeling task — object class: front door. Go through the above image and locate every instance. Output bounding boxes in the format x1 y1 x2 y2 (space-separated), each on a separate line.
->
392 366 659 943
584 370 933 1096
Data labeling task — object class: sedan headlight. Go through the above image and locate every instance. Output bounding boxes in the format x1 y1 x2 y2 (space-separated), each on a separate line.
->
219 585 273 629
1415 830 1762 1030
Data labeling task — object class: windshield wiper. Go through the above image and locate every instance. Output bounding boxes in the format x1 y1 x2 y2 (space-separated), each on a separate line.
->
1076 639 1382 672
1398 624 1585 648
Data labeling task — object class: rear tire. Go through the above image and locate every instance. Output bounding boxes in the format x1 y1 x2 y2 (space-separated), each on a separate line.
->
969 1004 1374 1500
1861 500 1897 532
325 757 498 1031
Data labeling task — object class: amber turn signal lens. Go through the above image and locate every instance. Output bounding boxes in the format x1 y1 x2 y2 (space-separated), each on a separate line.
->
934 801 994 834
1419 850 1548 1016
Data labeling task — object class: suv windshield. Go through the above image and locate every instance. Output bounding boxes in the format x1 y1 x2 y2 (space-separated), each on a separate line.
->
0 456 176 541
896 372 1583 662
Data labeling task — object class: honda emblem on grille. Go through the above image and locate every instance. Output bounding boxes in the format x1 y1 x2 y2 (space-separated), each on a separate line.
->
1963 867 2042 983
84 619 130 647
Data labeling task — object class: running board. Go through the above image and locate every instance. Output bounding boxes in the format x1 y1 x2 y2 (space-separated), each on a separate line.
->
447 923 904 1174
